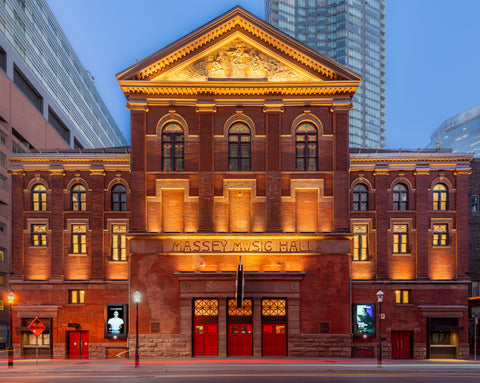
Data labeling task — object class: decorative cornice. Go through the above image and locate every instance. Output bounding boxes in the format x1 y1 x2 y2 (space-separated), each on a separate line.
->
195 101 217 113
126 101 149 112
263 101 284 113
119 81 359 98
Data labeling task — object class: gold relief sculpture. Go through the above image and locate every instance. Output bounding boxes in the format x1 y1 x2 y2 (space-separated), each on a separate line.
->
162 38 311 82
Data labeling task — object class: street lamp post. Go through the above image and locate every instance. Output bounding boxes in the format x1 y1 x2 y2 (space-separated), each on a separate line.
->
133 289 142 367
376 288 384 365
7 291 16 368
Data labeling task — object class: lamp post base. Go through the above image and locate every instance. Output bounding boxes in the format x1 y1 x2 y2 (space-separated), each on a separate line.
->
8 347 13 368
135 345 139 367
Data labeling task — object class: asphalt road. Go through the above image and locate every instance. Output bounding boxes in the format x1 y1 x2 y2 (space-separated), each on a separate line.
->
1 358 480 383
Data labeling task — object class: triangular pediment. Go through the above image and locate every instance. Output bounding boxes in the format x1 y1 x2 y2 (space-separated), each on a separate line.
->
117 6 360 97
153 34 317 82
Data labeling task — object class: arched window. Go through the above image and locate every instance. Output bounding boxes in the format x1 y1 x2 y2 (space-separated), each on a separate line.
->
352 184 368 211
162 123 184 171
433 183 448 211
112 184 127 211
295 122 318 171
71 184 86 211
32 184 47 211
393 183 408 211
228 123 251 171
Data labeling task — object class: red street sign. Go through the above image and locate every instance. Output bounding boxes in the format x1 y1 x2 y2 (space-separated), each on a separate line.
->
28 317 46 338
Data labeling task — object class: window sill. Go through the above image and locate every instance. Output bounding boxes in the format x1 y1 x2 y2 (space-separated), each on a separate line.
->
109 260 127 263
29 246 47 249
432 246 451 249
392 253 411 256
68 253 88 257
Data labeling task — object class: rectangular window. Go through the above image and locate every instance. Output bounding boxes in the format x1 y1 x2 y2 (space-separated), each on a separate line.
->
353 224 368 261
0 174 7 190
71 224 86 254
0 248 4 261
472 195 479 212
13 65 43 112
0 300 4 310
393 224 408 254
433 224 448 246
48 107 70 144
31 224 47 246
111 224 127 261
395 290 410 304
0 275 3 285
69 290 85 304
0 45 6 72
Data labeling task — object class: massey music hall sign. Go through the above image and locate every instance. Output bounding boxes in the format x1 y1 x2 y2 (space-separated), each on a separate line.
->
155 234 350 254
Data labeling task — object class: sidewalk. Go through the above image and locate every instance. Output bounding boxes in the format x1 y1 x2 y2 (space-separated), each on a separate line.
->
1 357 480 374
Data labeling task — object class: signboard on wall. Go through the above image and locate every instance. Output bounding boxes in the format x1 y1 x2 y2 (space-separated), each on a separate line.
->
353 304 375 338
105 304 128 339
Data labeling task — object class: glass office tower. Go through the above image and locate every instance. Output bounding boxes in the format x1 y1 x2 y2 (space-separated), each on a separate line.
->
425 104 480 157
266 0 386 148
0 0 127 148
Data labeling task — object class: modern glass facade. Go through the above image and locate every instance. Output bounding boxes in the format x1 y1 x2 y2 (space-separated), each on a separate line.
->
425 104 480 157
265 0 386 148
0 0 127 148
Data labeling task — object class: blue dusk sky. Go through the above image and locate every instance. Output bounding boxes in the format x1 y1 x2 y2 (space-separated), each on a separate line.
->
46 0 480 149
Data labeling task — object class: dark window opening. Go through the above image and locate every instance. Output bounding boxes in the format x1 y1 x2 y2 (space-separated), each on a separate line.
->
13 65 43 112
48 107 70 144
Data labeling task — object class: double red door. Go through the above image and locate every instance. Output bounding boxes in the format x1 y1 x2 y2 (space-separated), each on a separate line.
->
228 324 252 356
262 324 286 356
194 324 218 356
69 331 89 359
391 331 411 359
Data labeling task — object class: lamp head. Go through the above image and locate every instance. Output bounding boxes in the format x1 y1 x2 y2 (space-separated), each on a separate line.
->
376 289 384 303
133 289 142 303
7 291 15 305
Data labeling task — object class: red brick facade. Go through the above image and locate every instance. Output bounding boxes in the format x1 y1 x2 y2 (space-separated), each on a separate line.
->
7 7 473 359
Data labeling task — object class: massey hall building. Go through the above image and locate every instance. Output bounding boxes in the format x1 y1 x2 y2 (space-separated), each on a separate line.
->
7 7 473 359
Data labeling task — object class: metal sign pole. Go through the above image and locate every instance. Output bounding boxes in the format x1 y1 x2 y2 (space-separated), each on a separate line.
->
475 317 478 361
35 335 39 366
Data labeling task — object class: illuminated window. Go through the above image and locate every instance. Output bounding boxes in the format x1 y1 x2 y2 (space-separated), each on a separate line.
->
111 224 127 261
393 224 409 254
353 224 368 261
395 290 410 304
69 290 85 304
228 123 251 171
71 184 86 211
262 299 286 316
433 183 448 211
162 123 184 171
0 248 4 261
352 184 368 211
31 184 46 211
0 301 3 310
194 299 218 316
393 183 408 211
0 275 3 285
433 224 448 246
228 299 253 316
71 224 87 254
31 224 47 246
472 195 479 212
295 122 317 171
111 184 127 211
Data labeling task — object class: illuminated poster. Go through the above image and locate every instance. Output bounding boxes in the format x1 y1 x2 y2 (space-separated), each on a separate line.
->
354 304 375 337
105 304 127 339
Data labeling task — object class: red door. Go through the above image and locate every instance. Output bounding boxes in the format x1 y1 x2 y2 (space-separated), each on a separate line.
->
262 324 286 356
392 331 411 359
194 324 218 357
228 324 252 356
69 331 89 359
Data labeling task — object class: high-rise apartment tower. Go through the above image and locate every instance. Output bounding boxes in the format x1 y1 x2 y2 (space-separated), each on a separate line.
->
266 0 386 148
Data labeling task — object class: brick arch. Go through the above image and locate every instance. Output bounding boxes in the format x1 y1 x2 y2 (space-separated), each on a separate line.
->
156 112 189 136
106 178 130 193
430 177 453 191
350 177 373 192
390 177 413 191
223 112 256 137
66 177 89 191
26 177 49 191
291 112 323 136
